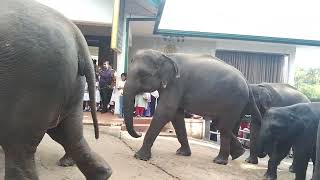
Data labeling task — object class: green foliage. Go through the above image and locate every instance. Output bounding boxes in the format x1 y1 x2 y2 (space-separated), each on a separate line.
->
294 68 320 102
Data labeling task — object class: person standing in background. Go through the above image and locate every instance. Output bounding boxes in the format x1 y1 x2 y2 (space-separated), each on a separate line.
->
117 73 127 117
135 93 148 117
99 61 113 113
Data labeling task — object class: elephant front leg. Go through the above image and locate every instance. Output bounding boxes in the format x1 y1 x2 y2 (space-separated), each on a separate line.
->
264 145 290 180
135 114 171 161
57 153 75 167
135 92 179 161
264 159 279 180
246 120 260 164
291 146 310 180
171 109 191 156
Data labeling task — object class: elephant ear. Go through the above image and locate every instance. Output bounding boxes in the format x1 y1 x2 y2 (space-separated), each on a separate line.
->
258 85 272 112
161 54 180 78
287 111 305 138
157 53 180 88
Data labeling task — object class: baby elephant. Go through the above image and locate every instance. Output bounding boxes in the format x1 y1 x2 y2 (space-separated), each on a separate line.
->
258 102 320 180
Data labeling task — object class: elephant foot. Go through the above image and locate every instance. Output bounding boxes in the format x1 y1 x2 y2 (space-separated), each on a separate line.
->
213 156 228 165
263 172 277 180
134 149 151 161
58 154 75 167
176 147 191 156
230 147 245 160
245 156 258 164
92 166 113 180
289 164 295 173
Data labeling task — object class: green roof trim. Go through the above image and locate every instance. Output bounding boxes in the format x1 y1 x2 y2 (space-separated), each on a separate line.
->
154 29 320 46
148 0 161 7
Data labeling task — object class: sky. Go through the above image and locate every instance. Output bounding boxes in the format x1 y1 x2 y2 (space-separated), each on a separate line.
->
295 47 320 69
159 0 320 41
35 0 113 24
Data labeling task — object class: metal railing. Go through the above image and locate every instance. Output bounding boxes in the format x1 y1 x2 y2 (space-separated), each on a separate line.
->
210 129 251 142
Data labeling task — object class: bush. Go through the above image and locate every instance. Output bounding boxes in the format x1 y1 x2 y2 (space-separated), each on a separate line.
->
294 68 320 101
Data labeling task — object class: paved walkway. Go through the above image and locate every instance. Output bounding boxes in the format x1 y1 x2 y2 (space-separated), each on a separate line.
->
0 125 308 180
82 111 122 125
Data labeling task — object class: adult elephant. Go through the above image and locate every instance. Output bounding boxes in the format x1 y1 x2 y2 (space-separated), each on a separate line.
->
246 83 310 167
0 0 112 179
257 103 320 180
312 122 320 180
123 49 262 165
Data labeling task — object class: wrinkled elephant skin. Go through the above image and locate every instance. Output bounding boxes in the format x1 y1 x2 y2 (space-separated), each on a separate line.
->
258 103 320 180
246 83 310 165
0 0 112 179
123 49 262 165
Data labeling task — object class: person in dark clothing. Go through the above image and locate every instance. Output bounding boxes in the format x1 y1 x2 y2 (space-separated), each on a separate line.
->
99 61 113 113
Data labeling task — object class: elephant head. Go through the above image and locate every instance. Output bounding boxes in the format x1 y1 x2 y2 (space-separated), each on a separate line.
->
123 49 180 138
251 84 272 115
257 107 304 158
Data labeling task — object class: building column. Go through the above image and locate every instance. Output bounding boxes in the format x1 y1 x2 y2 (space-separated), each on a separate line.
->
287 50 297 85
114 16 128 115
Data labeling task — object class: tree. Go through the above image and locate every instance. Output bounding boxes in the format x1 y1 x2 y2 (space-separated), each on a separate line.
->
294 68 320 102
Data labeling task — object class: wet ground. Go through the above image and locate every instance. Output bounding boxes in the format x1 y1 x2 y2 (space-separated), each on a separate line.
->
0 125 312 180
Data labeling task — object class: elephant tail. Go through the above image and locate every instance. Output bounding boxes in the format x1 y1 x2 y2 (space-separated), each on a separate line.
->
76 29 99 139
248 85 262 125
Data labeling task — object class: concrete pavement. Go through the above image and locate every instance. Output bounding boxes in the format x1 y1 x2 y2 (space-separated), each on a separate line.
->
0 125 309 180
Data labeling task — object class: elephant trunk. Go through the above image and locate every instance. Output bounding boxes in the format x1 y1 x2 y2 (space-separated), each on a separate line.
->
123 82 142 138
257 129 271 158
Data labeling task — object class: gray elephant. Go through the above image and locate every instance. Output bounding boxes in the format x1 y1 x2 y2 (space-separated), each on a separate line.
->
123 49 262 165
246 83 310 168
257 103 320 180
0 0 112 179
312 123 320 180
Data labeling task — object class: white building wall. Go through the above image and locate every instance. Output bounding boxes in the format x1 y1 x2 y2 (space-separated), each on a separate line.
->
115 35 297 115
129 36 297 84
129 36 217 60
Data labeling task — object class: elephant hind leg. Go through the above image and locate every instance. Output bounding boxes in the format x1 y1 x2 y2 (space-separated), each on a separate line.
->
230 134 245 160
214 112 244 165
47 110 112 180
171 108 191 156
213 128 232 165
230 116 245 160
2 144 39 180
